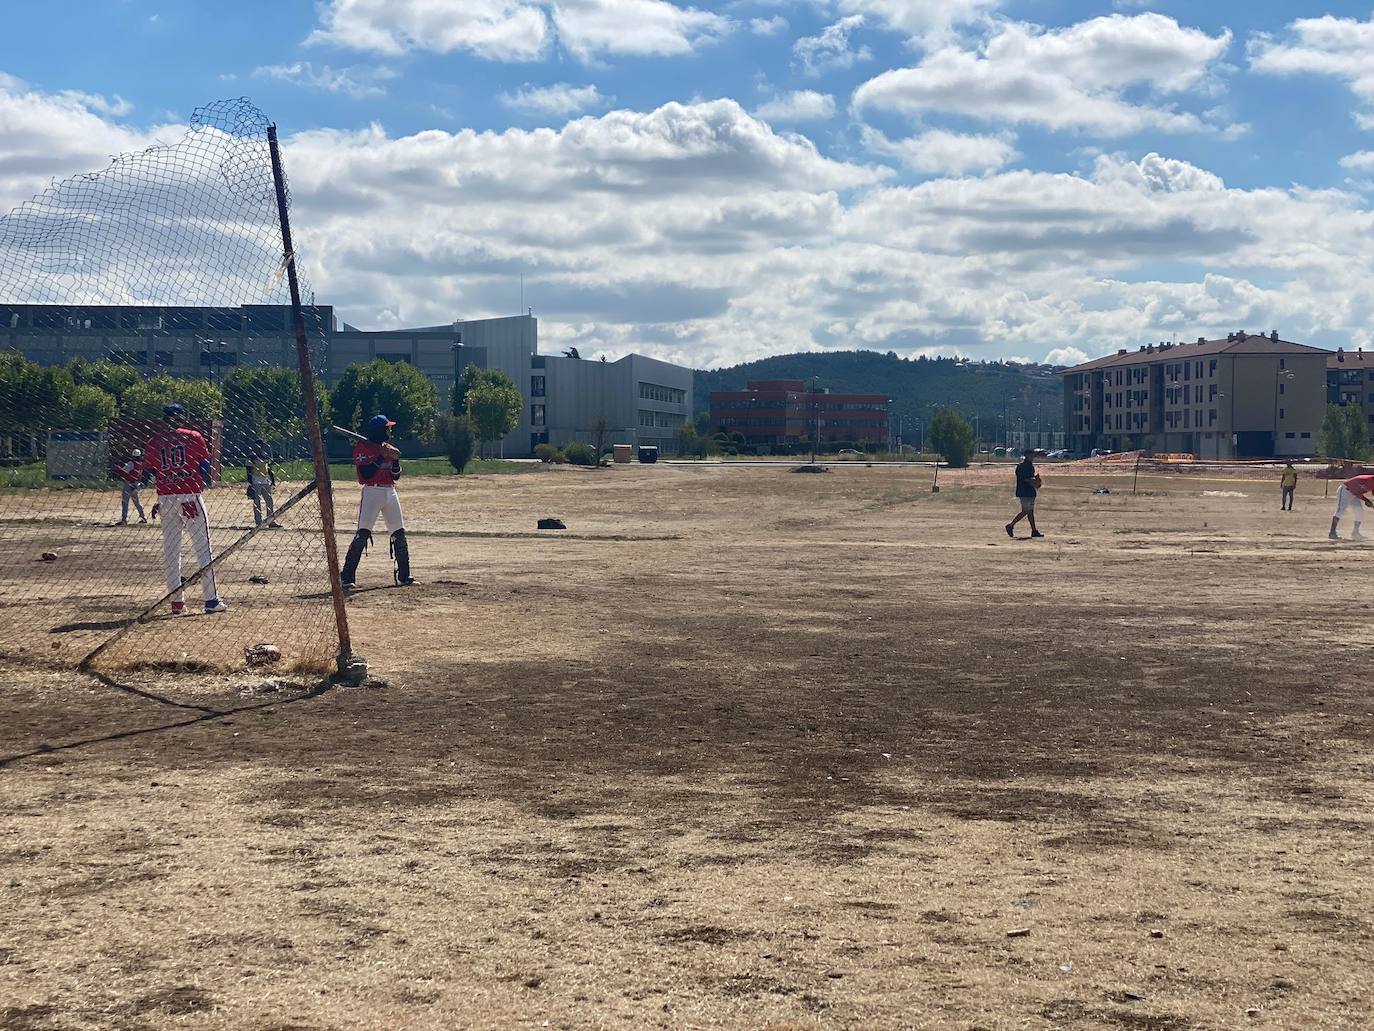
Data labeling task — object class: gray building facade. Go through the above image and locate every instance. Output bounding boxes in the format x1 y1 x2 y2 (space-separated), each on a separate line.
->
2 303 693 457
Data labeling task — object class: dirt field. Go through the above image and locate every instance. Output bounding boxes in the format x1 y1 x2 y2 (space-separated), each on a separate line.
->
2 463 1372 1030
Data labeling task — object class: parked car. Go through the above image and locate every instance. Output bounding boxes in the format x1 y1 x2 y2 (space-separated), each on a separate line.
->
837 448 863 459
1090 448 1114 458
1047 449 1070 460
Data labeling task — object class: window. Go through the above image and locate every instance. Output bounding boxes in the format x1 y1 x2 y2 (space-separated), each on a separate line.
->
1209 409 1217 426
1279 358 1286 370
1301 432 1312 438
1209 359 1217 376
200 349 238 367
1285 432 1296 439
639 382 686 405
1279 383 1285 395
531 403 545 426
530 375 545 397
1279 408 1285 420
1210 385 1218 401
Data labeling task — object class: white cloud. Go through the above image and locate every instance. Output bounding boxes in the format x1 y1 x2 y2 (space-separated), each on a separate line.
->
306 0 729 62
6 78 1374 369
500 82 612 116
795 15 872 76
853 14 1233 136
861 126 1017 174
253 62 398 99
1249 16 1374 126
750 16 787 36
829 0 1000 42
1045 346 1089 366
1340 151 1374 171
753 90 836 123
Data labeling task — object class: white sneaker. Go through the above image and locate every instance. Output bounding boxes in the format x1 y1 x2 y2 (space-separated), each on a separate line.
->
204 599 229 613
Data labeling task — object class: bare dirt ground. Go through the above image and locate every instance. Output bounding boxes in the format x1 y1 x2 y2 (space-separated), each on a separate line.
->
2 463 1372 1030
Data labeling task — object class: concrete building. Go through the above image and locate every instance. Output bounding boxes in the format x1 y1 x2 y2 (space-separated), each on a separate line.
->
709 380 889 449
1327 347 1374 441
0 303 694 456
1059 332 1328 458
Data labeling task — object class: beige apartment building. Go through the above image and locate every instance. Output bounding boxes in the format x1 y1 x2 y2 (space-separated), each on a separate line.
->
1060 331 1329 458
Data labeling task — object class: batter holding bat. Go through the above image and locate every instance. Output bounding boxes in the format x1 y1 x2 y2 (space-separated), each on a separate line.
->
145 404 228 614
340 414 415 590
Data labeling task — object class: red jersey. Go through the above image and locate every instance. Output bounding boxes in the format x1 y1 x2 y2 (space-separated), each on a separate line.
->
1343 474 1374 496
115 459 145 485
353 440 401 486
145 428 210 496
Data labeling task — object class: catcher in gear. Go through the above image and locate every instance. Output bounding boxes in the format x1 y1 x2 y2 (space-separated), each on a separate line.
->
340 414 414 589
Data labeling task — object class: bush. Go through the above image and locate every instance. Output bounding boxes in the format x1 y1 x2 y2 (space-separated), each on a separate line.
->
929 408 976 468
436 414 475 473
563 441 596 466
534 442 565 464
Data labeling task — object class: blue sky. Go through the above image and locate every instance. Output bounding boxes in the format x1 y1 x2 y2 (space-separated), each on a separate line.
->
3 1 1374 367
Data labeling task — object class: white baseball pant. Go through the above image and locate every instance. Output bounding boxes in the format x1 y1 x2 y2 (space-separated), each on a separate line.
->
160 493 219 603
1333 484 1364 527
357 485 404 533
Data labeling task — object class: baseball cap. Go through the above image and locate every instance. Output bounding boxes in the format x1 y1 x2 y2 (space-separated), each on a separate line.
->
163 403 186 420
368 414 396 433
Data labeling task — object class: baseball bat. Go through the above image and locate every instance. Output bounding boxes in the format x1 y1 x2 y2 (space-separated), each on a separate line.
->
330 424 365 442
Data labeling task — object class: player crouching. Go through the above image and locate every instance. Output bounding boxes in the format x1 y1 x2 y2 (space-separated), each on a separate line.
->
341 414 415 591
146 404 228 614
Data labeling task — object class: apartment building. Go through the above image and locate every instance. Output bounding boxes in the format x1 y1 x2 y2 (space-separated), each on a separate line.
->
1327 347 1374 440
1060 331 1328 458
709 380 889 449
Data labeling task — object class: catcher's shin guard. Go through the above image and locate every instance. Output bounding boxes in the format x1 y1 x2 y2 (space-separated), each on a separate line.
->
390 529 414 586
341 529 372 586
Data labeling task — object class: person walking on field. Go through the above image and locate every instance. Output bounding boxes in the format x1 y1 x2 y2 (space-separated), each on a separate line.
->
340 414 415 590
115 448 149 525
1280 462 1297 511
245 439 281 528
1006 449 1044 539
1329 473 1374 540
145 404 228 614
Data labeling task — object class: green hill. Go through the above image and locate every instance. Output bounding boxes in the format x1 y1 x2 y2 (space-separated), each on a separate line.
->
694 351 1063 444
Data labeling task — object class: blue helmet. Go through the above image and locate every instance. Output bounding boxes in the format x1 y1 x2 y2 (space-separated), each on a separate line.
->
163 403 186 421
366 414 396 443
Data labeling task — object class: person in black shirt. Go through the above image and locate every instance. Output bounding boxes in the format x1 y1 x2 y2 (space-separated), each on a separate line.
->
1006 450 1045 539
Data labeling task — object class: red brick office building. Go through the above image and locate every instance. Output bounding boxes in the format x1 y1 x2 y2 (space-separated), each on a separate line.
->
709 380 889 448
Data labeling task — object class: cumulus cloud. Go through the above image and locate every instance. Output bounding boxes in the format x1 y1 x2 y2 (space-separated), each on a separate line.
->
1045 346 1089 366
795 15 872 76
306 0 730 62
500 82 612 115
829 0 1000 42
1340 151 1374 171
861 126 1017 174
750 16 787 36
252 62 398 99
1249 16 1374 127
6 78 1374 368
853 14 1234 136
753 90 836 123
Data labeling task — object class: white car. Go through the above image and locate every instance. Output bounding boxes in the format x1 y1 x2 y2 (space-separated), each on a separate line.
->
837 448 863 459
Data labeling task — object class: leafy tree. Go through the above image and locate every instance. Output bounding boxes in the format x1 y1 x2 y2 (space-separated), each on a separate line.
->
676 420 699 457
436 414 476 473
0 356 69 431
67 385 118 431
465 370 523 456
451 362 489 416
66 358 140 404
332 359 437 442
222 366 329 457
1318 403 1372 461
929 408 975 468
119 374 224 422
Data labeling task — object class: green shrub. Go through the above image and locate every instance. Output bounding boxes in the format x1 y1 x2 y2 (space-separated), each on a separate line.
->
563 441 595 466
533 442 565 464
436 414 476 473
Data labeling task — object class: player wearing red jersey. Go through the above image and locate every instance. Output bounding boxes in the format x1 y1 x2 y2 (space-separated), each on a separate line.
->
340 414 414 590
115 449 149 525
1330 473 1374 541
144 404 228 614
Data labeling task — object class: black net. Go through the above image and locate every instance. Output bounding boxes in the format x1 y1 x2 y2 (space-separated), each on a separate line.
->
0 98 342 675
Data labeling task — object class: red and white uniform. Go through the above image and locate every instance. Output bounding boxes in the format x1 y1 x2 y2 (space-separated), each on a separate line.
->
145 427 218 605
353 440 405 533
116 458 145 485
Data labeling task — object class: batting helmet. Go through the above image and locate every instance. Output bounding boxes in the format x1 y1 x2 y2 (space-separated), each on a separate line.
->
366 414 396 443
163 403 186 421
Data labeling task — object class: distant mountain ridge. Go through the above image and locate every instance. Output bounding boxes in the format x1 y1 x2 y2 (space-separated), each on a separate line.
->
693 350 1064 441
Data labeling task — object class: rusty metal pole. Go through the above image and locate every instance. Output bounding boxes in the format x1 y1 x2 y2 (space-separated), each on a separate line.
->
267 124 359 681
